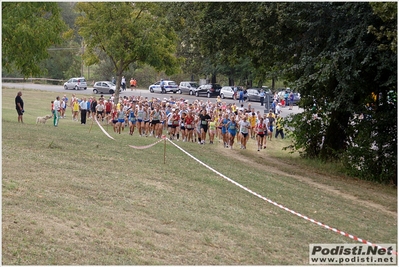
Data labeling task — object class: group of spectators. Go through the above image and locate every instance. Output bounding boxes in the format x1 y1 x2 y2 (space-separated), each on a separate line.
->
50 93 285 151
111 76 137 91
232 88 296 113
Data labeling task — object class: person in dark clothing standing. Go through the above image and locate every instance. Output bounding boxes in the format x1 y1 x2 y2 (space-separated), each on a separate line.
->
15 91 24 123
91 97 98 120
80 97 87 124
259 90 265 106
160 79 165 94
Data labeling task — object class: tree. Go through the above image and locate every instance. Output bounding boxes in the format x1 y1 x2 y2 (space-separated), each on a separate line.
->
75 2 180 102
278 3 397 183
167 2 255 86
39 3 82 80
194 2 396 183
369 2 397 52
168 2 288 88
162 3 204 81
2 2 67 77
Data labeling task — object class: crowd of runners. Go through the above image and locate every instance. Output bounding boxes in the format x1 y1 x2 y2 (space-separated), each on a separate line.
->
53 93 285 151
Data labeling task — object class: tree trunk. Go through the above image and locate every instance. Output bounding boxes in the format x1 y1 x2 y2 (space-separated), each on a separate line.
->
320 110 351 160
271 77 275 92
211 73 217 84
229 77 234 86
114 73 122 105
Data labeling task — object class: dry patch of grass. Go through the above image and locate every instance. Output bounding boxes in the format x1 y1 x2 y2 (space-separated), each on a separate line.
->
2 88 397 265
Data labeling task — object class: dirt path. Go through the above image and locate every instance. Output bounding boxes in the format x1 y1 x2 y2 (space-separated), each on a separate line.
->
218 146 397 218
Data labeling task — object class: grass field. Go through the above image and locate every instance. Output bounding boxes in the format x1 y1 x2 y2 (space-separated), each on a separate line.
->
2 87 397 265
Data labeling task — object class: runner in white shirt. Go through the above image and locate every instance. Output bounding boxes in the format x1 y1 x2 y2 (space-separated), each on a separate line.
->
96 101 105 122
239 115 250 149
53 96 61 127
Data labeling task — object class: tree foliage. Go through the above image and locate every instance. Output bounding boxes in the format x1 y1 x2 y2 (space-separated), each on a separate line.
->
2 2 67 77
278 3 397 184
75 2 180 101
168 2 397 183
369 2 397 52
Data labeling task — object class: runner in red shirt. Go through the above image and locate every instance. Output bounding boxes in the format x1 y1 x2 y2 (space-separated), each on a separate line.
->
170 109 180 140
105 100 113 124
185 111 195 142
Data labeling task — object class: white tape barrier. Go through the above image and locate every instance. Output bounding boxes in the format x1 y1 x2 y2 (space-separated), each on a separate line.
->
166 138 397 256
94 117 115 140
90 122 397 256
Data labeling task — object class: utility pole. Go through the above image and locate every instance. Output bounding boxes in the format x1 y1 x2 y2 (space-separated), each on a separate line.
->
81 38 84 77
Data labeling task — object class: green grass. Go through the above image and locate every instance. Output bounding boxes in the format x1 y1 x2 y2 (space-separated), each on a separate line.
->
2 88 397 265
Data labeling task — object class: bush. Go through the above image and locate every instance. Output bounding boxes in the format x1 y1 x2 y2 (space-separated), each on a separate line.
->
285 104 397 185
283 110 328 158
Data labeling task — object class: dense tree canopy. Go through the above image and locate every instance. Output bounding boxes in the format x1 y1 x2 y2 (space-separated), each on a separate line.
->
167 2 397 183
369 2 397 52
75 2 180 101
2 2 67 77
280 3 396 183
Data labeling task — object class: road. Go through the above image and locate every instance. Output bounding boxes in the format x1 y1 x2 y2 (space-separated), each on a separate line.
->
2 82 303 117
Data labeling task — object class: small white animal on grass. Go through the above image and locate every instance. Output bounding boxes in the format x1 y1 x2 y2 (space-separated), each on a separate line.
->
36 115 53 124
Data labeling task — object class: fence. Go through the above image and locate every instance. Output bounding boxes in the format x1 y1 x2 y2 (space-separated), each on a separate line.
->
2 77 64 85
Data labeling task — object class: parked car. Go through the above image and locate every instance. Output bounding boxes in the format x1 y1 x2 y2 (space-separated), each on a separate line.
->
149 80 178 94
93 81 116 94
246 88 262 102
246 88 274 104
178 81 199 95
64 77 87 90
195 83 222 98
278 89 301 105
220 86 243 99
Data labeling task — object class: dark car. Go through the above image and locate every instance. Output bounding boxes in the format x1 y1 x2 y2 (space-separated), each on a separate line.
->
246 88 262 102
195 83 222 98
246 88 274 103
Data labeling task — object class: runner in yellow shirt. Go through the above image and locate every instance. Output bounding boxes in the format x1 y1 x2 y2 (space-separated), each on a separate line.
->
72 99 80 121
231 103 237 114
208 116 217 144
248 112 257 139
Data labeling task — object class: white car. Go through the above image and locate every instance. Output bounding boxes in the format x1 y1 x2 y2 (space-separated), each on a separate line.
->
149 80 178 94
64 77 87 90
93 81 116 94
220 86 243 99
